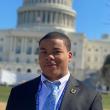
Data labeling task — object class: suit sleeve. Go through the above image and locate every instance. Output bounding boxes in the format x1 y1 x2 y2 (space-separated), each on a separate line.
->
6 88 16 110
90 92 103 110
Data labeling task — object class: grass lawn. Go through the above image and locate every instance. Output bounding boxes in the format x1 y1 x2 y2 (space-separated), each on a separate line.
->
0 86 11 102
0 86 110 110
102 93 110 110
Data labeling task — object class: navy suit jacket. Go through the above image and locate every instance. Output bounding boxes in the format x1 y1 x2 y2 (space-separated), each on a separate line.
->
6 75 103 110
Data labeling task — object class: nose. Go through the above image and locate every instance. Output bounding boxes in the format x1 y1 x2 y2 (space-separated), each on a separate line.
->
46 54 55 61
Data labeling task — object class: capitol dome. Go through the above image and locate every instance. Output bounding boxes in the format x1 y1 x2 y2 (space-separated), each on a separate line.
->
17 0 76 33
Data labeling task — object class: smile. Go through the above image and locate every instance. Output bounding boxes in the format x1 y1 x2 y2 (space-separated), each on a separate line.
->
46 63 56 67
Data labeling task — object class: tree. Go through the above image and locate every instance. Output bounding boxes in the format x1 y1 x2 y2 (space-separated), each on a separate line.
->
101 54 110 91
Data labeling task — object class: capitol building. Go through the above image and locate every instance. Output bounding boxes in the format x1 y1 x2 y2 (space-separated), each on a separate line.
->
0 0 110 85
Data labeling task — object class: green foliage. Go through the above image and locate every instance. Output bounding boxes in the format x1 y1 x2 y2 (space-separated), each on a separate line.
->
102 94 110 109
103 55 110 66
101 54 110 88
0 86 11 102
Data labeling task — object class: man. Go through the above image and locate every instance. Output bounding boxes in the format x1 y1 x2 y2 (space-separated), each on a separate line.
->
6 32 103 110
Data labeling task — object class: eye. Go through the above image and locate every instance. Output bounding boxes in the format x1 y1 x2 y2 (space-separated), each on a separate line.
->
53 51 62 55
40 50 47 54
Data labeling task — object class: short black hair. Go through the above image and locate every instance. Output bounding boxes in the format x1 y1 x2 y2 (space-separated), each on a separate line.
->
39 32 71 51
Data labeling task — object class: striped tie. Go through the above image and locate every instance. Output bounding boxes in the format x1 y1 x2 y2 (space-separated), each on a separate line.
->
42 81 60 110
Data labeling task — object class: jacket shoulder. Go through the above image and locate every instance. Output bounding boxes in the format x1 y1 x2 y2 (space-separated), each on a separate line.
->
12 76 41 92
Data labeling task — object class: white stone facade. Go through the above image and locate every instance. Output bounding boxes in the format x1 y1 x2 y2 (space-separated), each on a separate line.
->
0 0 110 85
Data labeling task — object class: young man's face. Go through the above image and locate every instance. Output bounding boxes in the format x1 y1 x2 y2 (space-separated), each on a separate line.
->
39 38 72 81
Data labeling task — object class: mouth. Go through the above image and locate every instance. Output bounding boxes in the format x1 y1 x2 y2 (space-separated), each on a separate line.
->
46 62 56 67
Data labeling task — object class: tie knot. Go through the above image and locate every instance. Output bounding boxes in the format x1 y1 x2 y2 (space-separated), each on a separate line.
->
44 80 60 92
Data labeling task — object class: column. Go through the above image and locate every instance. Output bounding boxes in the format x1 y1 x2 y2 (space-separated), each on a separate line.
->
23 12 25 24
25 11 30 24
45 11 48 24
36 10 42 24
54 12 57 24
58 0 60 4
58 13 61 26
53 12 55 24
17 13 19 25
65 14 68 27
61 13 63 26
24 0 29 5
59 0 62 4
37 0 40 3
55 0 57 4
47 11 51 24
23 38 27 54
67 15 69 27
32 11 35 23
39 11 43 24
55 12 59 24
19 12 23 24
20 12 22 25
20 13 22 25
21 37 24 53
50 12 53 24
13 37 17 53
64 14 66 26
68 15 71 27
30 11 33 23
71 16 74 27
62 0 64 4
63 14 65 26
35 11 38 23
32 39 35 54
9 36 13 52
73 16 75 28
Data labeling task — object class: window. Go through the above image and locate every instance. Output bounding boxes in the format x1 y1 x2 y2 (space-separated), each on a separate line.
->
94 57 98 61
27 69 31 73
16 47 21 54
17 68 21 72
34 48 39 54
53 0 56 3
88 57 91 62
16 38 22 54
48 0 51 3
35 58 37 63
0 38 4 41
28 39 32 43
0 57 2 61
26 47 32 54
16 57 20 63
0 46 3 52
26 59 31 63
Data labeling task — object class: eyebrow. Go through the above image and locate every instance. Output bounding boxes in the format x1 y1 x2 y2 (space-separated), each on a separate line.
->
39 47 62 51
53 48 62 51
39 48 46 51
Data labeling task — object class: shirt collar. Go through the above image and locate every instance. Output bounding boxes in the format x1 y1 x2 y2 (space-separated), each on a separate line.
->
41 72 70 86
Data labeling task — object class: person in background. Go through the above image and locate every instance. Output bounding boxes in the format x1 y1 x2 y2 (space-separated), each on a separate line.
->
6 31 103 110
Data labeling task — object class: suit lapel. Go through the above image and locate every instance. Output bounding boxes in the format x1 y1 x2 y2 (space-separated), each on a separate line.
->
27 76 41 110
60 75 81 110
28 75 81 110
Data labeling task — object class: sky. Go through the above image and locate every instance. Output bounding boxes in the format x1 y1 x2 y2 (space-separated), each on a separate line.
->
0 0 110 40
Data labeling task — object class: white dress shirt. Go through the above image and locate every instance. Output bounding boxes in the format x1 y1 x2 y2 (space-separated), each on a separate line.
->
39 72 70 110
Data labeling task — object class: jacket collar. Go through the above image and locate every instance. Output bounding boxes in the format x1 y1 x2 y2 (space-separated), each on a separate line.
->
60 74 81 110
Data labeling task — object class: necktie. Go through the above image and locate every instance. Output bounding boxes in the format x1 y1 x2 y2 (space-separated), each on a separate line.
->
42 81 60 110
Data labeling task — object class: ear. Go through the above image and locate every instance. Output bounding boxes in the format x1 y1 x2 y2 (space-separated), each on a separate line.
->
68 51 72 61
